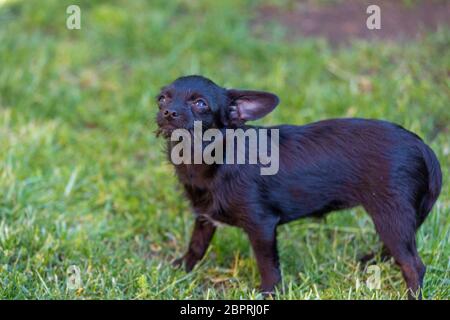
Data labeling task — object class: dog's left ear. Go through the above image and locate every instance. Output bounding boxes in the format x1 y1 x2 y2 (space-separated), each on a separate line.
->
226 89 279 125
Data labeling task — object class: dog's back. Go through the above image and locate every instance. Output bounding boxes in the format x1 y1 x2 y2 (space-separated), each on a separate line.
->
266 118 442 228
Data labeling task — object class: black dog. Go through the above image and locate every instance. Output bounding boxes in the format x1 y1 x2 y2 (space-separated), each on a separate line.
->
156 75 442 299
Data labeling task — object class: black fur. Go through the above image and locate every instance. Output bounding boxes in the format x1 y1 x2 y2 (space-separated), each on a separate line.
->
156 75 442 299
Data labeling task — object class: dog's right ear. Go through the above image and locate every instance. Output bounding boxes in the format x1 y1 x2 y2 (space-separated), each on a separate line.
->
224 89 279 126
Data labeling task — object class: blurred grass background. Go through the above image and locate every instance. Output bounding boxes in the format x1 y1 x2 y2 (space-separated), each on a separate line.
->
0 0 448 299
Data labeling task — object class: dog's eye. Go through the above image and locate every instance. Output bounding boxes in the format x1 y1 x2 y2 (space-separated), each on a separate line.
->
193 99 208 111
158 95 167 103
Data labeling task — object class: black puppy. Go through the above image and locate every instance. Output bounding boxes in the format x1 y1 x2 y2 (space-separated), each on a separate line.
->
156 75 442 299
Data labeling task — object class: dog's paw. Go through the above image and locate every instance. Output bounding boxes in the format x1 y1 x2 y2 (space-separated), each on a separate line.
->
172 255 196 272
358 252 377 266
172 257 184 269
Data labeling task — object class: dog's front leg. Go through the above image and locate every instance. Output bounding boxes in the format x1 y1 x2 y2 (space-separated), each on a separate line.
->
173 217 216 272
246 222 281 294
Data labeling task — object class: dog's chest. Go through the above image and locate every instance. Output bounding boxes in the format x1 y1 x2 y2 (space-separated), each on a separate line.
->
176 165 239 226
186 184 236 226
175 164 215 189
196 213 227 227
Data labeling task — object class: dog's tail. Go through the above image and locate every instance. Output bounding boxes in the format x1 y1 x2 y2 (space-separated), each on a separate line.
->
417 143 442 228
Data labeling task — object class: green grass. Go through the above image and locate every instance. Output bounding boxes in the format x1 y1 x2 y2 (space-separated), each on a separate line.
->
0 0 449 299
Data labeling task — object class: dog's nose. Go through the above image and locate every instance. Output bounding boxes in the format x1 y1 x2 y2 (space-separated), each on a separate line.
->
163 109 178 119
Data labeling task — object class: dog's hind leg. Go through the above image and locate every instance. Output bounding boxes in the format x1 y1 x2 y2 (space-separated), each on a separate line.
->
365 200 426 299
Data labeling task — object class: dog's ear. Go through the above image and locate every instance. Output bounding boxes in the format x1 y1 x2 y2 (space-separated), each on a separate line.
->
226 89 279 125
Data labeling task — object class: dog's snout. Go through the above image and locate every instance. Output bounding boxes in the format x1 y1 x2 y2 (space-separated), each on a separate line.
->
163 109 178 119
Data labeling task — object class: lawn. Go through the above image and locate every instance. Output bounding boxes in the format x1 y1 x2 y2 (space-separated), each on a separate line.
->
0 0 448 299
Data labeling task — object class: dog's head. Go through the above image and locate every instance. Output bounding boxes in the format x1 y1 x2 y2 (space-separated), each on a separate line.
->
156 75 279 137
